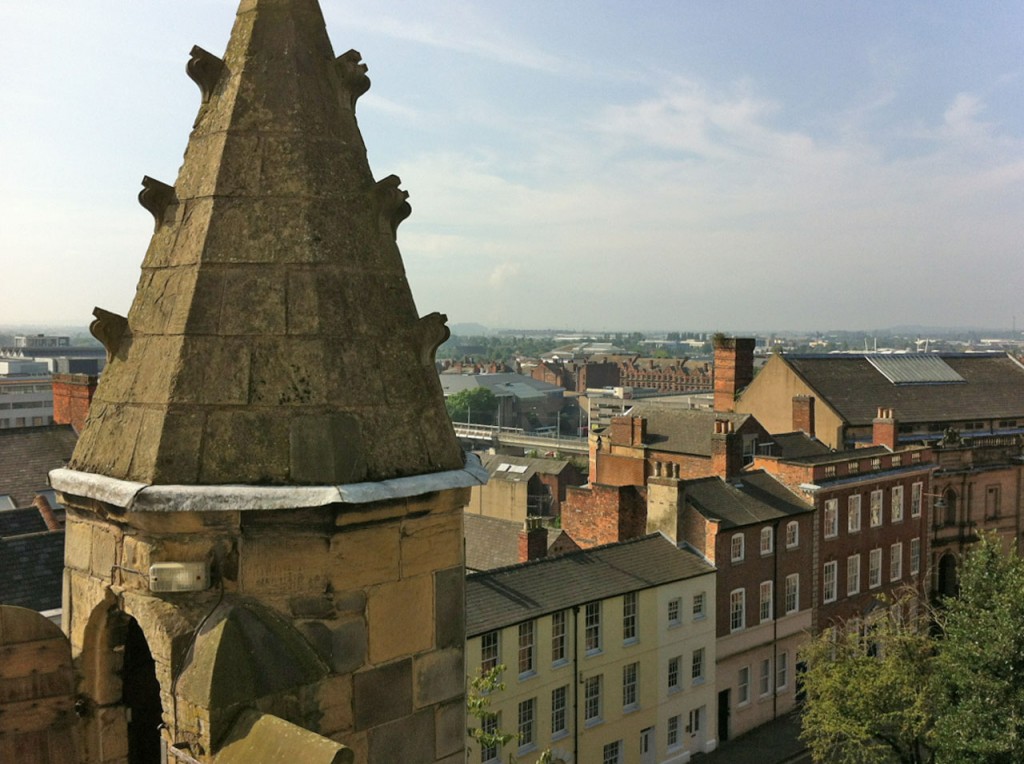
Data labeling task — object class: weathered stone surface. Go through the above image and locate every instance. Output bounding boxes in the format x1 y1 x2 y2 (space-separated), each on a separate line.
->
329 616 367 675
328 525 400 591
352 659 411 730
434 566 465 651
68 0 463 486
315 674 354 738
401 510 463 577
366 576 432 663
434 700 466 760
366 708 434 764
413 648 463 708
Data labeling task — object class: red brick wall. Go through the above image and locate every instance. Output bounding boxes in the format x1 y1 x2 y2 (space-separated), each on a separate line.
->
52 373 97 433
792 395 815 435
713 337 755 412
563 483 647 548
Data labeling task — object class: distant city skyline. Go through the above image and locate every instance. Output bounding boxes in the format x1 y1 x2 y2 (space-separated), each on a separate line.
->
2 1 1022 331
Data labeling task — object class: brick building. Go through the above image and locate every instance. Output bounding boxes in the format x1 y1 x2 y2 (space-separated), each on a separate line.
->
466 453 585 523
753 444 933 631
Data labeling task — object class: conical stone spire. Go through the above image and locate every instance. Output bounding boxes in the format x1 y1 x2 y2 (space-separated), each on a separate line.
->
70 0 463 485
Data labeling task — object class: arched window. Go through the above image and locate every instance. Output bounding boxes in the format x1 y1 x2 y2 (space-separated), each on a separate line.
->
943 489 958 526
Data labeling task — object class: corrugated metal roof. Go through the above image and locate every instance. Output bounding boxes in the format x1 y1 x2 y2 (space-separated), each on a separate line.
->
866 355 965 385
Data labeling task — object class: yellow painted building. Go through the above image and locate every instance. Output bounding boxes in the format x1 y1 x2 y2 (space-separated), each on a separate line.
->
466 534 718 764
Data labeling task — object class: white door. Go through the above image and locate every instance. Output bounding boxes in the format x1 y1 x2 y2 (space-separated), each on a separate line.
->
640 726 656 764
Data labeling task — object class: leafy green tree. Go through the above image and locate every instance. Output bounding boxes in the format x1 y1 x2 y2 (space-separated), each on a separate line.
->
445 387 498 424
466 666 556 764
932 535 1024 763
799 596 937 763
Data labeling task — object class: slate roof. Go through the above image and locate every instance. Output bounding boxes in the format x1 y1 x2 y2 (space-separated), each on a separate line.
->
464 514 521 572
0 425 78 507
629 403 752 456
684 470 812 530
0 531 65 611
782 445 891 466
0 506 64 537
768 432 832 459
466 534 714 635
784 353 1024 426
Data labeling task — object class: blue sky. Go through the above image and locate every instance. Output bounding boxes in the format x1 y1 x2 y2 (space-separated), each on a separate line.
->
2 1 1022 331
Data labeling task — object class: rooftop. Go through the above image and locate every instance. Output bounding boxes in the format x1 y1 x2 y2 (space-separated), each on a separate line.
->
0 425 77 508
684 471 812 529
466 533 713 635
628 403 753 456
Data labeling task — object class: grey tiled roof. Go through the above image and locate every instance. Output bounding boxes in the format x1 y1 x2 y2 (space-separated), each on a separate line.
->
466 534 714 636
767 432 832 459
0 425 78 508
464 514 522 572
480 453 572 480
0 506 64 537
0 531 65 611
782 445 891 465
629 403 752 456
684 471 812 530
784 353 1024 426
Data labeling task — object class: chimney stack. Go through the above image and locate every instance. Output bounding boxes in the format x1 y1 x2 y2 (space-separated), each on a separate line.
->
33 494 62 532
518 517 549 562
711 418 743 479
872 407 898 450
713 336 756 412
792 395 816 436
51 373 98 433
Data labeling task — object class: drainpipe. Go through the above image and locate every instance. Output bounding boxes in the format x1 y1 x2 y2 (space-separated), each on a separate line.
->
572 605 580 764
772 518 780 721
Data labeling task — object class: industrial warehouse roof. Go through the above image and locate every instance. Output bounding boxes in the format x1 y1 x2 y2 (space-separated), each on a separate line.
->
782 353 1024 426
438 372 564 400
466 534 714 636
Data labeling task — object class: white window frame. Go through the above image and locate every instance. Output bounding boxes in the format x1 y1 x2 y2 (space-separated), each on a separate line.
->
759 658 772 696
910 537 921 576
602 740 622 764
776 651 789 690
911 482 923 518
760 526 774 555
668 714 682 747
584 675 602 725
518 620 535 676
891 542 903 581
848 494 862 533
517 697 536 751
551 685 568 738
870 489 883 527
891 485 904 523
622 662 639 710
668 656 681 693
785 520 799 549
824 499 839 538
692 592 706 620
823 560 838 604
667 596 681 627
622 592 638 643
785 573 799 615
759 580 773 623
585 602 602 654
551 610 567 664
737 665 751 705
691 647 705 685
481 631 499 673
729 588 746 632
847 554 861 596
731 533 745 562
869 548 882 589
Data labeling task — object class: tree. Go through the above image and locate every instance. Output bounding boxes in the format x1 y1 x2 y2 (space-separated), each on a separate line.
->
931 535 1024 763
466 666 557 764
445 387 498 424
799 595 937 763
800 535 1024 764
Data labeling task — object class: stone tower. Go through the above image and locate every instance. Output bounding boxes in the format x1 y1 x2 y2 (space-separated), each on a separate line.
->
50 1 481 762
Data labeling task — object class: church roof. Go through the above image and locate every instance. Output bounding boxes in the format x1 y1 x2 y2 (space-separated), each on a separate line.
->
69 0 462 486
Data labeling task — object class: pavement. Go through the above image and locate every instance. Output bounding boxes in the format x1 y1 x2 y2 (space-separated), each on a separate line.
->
694 710 809 764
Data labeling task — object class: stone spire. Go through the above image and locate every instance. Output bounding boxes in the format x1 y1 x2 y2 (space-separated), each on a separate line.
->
70 0 462 485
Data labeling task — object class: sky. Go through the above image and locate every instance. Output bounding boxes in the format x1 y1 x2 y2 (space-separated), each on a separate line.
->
1 1 1022 333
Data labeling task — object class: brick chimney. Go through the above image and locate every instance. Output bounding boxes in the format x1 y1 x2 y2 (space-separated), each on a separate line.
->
872 407 897 450
793 395 816 436
711 418 743 479
52 373 98 433
713 336 756 412
610 415 646 446
518 517 549 562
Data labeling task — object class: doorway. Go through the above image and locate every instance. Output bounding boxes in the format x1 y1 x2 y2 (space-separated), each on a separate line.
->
717 689 730 743
122 617 163 763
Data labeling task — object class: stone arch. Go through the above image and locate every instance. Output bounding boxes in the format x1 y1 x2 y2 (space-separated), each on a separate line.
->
76 593 165 763
938 553 959 598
